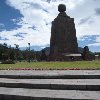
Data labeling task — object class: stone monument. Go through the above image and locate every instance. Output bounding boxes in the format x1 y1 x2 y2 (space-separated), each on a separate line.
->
50 4 78 61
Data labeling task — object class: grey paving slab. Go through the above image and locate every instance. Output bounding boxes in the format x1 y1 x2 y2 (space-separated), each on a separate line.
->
0 87 100 100
0 70 100 79
0 78 100 85
0 78 100 90
0 70 100 75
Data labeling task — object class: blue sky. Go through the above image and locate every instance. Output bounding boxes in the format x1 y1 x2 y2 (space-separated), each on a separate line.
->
0 0 100 52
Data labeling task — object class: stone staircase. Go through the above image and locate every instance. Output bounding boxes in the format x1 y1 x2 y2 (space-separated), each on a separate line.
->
0 70 100 100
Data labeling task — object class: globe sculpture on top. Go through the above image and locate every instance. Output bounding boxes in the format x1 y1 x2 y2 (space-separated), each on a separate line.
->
58 4 66 12
50 4 78 61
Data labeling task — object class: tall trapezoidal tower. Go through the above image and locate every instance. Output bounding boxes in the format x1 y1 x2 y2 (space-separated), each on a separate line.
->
50 4 78 60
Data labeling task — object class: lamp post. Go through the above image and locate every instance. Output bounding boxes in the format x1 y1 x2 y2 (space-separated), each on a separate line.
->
14 44 19 62
14 44 17 62
28 43 30 63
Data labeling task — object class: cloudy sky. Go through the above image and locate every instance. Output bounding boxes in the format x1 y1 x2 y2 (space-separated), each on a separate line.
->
0 0 100 52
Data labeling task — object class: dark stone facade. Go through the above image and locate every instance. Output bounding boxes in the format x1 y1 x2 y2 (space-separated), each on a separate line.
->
50 4 78 60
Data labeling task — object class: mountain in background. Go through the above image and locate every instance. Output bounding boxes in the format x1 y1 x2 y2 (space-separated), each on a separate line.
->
20 44 50 51
43 47 84 55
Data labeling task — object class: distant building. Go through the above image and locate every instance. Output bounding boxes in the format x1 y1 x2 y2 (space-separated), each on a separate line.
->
95 55 99 60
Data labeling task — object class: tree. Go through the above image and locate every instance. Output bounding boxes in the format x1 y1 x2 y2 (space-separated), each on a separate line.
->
9 49 15 60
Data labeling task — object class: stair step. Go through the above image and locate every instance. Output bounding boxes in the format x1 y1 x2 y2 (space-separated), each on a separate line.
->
0 75 100 79
0 78 100 90
0 87 100 100
0 70 100 100
0 70 100 79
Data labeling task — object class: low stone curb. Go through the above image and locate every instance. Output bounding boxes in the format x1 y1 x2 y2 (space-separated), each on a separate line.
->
0 68 99 70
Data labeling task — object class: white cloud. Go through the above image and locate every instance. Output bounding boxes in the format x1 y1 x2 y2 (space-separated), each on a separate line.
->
0 0 100 48
0 23 5 27
88 43 100 47
87 36 100 47
96 36 100 42
75 13 100 40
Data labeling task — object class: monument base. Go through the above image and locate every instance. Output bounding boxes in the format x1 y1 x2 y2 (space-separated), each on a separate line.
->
49 53 82 61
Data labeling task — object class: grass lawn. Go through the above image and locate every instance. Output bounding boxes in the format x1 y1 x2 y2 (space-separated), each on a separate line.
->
0 61 100 70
